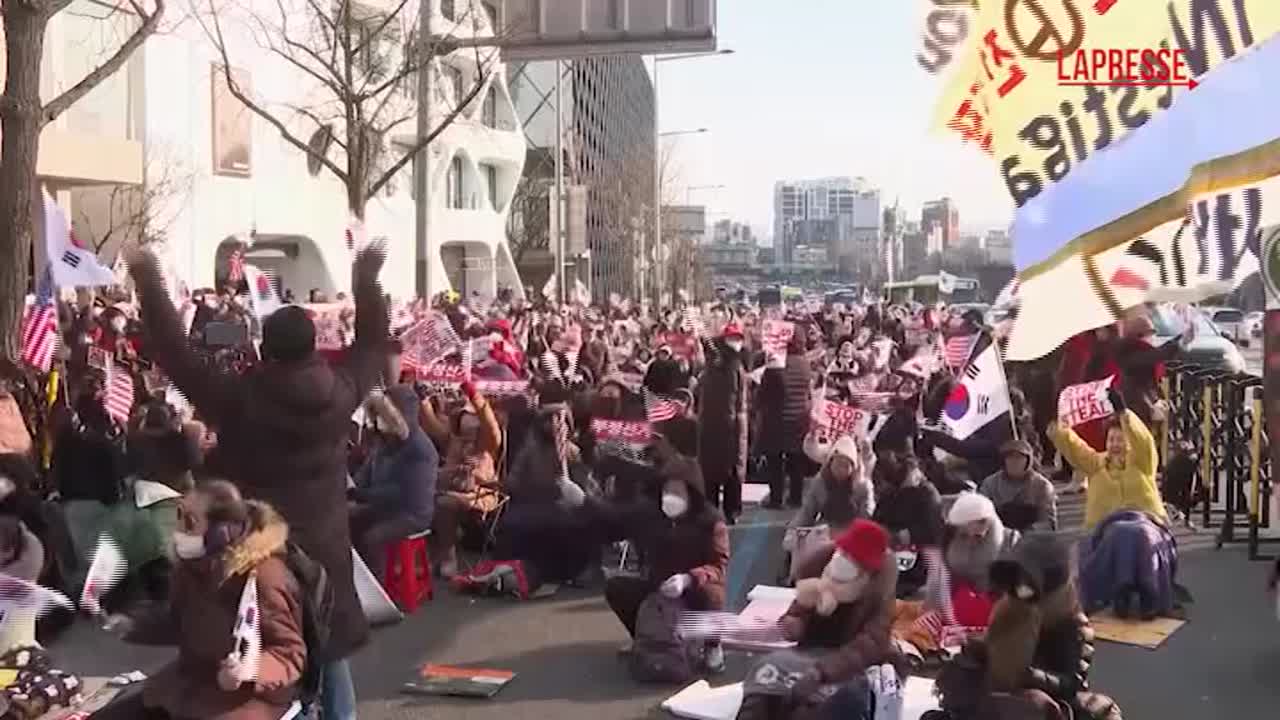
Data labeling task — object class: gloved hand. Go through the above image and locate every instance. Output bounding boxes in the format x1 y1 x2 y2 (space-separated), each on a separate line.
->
353 239 387 282
460 380 478 400
1107 388 1126 414
660 573 692 598
791 666 823 698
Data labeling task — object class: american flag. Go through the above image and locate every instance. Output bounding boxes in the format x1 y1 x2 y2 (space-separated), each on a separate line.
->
943 334 976 370
643 389 683 423
104 364 134 425
20 271 58 372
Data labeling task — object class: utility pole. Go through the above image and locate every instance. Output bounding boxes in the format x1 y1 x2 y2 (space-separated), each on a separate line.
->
554 59 567 304
413 0 432 298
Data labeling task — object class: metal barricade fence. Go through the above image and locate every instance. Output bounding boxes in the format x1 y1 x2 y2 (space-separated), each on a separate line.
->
1164 362 1274 559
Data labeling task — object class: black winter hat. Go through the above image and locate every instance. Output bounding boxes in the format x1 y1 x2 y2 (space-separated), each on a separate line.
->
988 533 1072 601
261 306 316 363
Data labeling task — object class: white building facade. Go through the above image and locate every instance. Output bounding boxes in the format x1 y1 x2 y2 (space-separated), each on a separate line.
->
132 0 524 302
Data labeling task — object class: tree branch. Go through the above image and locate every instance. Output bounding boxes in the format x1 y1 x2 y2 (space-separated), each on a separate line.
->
200 3 349 183
364 62 488 201
42 0 165 125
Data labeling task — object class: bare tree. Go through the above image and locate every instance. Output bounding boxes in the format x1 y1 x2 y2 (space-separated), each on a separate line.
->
72 148 194 262
196 0 500 220
0 0 165 358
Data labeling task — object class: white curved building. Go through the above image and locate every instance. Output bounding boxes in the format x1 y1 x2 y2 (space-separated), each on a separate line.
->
124 0 524 302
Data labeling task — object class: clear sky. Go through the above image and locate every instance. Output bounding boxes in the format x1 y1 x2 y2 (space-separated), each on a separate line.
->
655 0 1013 242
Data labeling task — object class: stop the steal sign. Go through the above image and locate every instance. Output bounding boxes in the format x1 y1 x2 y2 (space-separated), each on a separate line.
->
1058 376 1116 427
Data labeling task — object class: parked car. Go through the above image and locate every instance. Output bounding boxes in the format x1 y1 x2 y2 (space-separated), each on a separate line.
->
1199 306 1247 346
1244 310 1264 339
1150 304 1247 374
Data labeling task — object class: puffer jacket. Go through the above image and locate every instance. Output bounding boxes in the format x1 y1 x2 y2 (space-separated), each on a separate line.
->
756 354 812 454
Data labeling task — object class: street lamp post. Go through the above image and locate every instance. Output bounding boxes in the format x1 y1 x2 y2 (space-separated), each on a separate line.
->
652 48 732 309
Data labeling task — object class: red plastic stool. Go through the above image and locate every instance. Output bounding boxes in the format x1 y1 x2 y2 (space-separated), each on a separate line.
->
382 530 434 611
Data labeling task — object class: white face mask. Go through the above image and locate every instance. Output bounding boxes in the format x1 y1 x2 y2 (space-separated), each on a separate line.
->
726 339 744 353
661 493 688 519
824 552 862 583
172 531 206 560
111 318 127 332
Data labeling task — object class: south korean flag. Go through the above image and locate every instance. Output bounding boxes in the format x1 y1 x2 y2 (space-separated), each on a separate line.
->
230 571 263 683
938 334 1012 441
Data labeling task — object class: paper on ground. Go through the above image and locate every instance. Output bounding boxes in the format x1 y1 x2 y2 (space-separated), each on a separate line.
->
661 676 940 720
352 548 403 626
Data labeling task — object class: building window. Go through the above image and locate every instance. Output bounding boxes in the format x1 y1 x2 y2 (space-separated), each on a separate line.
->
480 163 498 209
447 156 463 209
481 85 497 128
444 65 464 108
441 0 454 20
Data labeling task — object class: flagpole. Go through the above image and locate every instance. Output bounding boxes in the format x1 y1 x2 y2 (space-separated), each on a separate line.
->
987 328 1020 441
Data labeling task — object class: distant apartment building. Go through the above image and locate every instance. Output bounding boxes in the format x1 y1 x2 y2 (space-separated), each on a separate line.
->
921 197 960 254
985 229 1013 264
901 220 929 277
508 55 655 302
773 176 881 278
712 219 755 246
882 205 908 283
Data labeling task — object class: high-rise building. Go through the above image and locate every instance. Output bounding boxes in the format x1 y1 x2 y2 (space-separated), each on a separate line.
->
508 55 655 302
773 177 880 278
713 219 755 246
985 229 1013 264
921 198 960 254
882 204 908 283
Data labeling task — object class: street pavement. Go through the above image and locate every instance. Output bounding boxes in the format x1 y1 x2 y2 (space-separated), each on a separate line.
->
45 486 1280 719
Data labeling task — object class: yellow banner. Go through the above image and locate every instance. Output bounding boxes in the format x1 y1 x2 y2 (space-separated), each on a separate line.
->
934 0 1280 209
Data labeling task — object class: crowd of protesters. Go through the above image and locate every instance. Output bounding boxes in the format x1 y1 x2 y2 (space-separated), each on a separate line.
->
0 243 1205 720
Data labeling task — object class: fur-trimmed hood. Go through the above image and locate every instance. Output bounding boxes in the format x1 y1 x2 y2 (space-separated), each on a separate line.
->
363 389 411 441
221 500 289 581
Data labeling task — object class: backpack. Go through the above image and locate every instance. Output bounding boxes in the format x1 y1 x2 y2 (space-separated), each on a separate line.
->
629 593 701 684
283 543 334 705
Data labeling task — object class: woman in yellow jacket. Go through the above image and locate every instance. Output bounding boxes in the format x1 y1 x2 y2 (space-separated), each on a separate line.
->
1047 390 1166 532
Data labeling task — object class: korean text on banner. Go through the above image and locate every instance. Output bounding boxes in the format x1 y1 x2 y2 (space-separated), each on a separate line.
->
811 397 873 439
1057 376 1116 427
762 320 795 368
934 0 1280 266
401 312 461 368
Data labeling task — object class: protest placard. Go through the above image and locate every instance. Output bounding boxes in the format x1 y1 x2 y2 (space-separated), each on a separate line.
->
811 397 873 438
1057 376 1116 428
303 303 347 351
401 312 461 368
762 320 794 368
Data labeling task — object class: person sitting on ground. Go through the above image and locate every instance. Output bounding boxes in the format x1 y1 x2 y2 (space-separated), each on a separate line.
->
596 433 730 674
929 534 1120 720
736 520 900 720
349 385 437 581
979 439 1058 532
94 480 306 720
872 438 943 598
420 381 503 578
1047 389 1166 532
784 435 875 580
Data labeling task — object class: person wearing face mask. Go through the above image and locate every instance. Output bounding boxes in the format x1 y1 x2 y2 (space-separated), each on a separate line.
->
127 246 388 720
596 434 730 673
420 382 502 578
980 439 1057 532
872 436 943 598
737 519 899 720
696 324 750 524
95 480 306 720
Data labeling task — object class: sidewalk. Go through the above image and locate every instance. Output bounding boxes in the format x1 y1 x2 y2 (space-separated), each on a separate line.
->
45 505 1274 719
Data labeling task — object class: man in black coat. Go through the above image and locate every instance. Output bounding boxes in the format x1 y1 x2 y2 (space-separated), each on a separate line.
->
127 245 388 719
